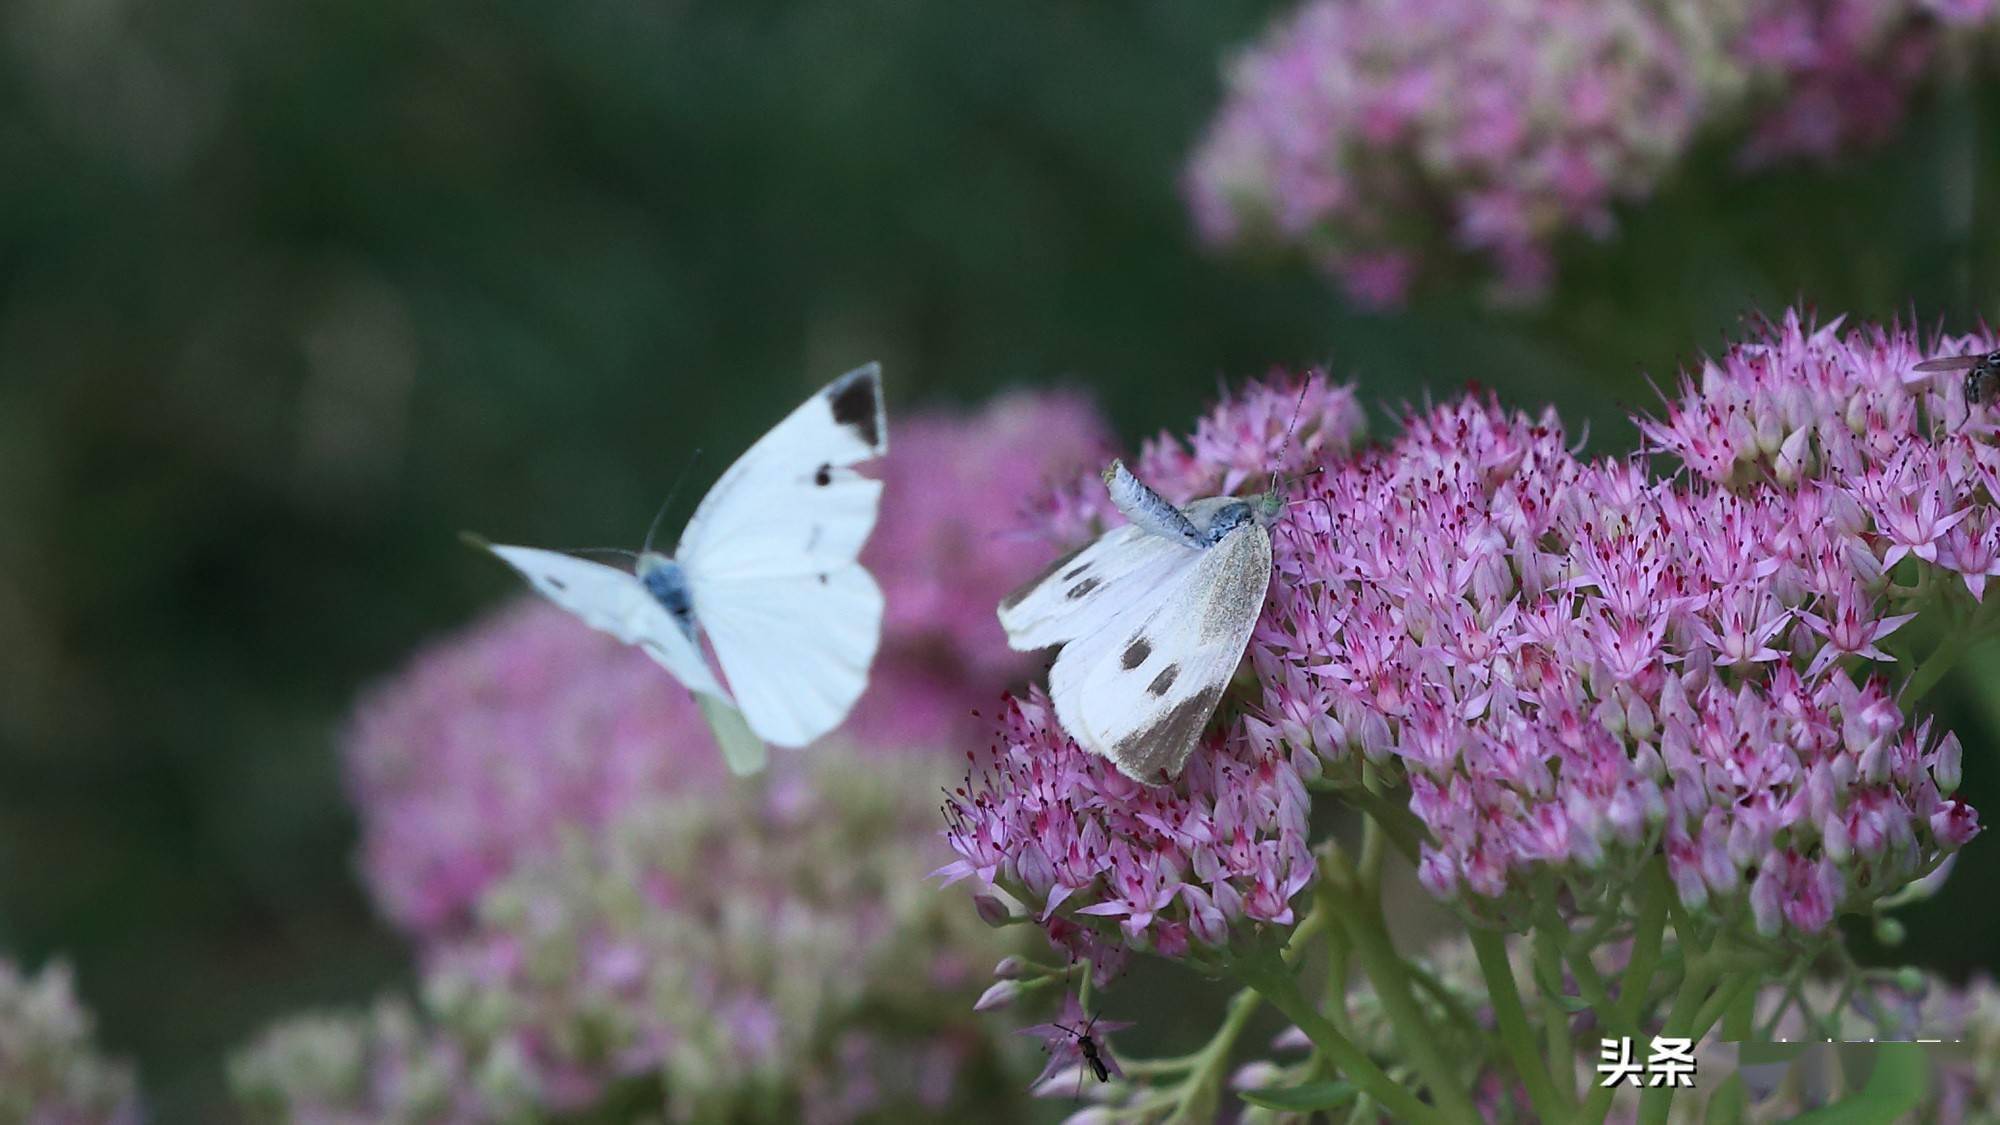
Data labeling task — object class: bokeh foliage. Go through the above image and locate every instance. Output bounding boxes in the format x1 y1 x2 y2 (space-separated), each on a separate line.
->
2 0 1999 1117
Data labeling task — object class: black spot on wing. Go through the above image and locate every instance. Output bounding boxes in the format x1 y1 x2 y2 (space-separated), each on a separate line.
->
1111 686 1223 783
1066 578 1101 599
814 463 832 486
999 544 1086 611
546 576 568 591
1121 637 1151 669
826 367 883 450
1147 664 1178 696
1062 563 1090 581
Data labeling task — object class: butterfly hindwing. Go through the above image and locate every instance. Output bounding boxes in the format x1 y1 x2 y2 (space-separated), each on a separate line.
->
695 565 884 748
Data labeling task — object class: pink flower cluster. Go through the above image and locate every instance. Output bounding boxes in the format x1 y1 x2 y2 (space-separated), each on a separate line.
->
941 378 1359 962
347 391 1111 941
1186 0 1702 306
1187 0 1996 305
947 313 1983 954
940 690 1314 966
1733 0 1995 165
346 600 729 939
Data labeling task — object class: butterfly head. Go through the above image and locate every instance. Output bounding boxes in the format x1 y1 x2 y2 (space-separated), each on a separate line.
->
1254 485 1285 526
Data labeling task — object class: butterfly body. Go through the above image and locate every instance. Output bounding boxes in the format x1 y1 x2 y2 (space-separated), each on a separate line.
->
476 365 889 772
999 461 1280 782
637 555 696 636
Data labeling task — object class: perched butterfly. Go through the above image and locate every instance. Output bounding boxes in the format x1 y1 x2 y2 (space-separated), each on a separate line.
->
997 460 1280 782
1913 348 2000 405
472 364 889 774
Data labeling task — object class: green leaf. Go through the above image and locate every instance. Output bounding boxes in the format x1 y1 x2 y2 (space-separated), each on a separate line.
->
1784 1043 1930 1125
1239 1080 1358 1111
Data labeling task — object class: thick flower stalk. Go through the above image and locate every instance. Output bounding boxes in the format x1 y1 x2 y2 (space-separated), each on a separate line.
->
945 313 1988 1121
1187 0 1996 305
0 959 141 1125
237 750 1036 1123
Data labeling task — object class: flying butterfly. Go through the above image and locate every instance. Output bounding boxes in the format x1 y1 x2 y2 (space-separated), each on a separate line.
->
470 364 889 775
1913 348 2000 405
997 459 1281 782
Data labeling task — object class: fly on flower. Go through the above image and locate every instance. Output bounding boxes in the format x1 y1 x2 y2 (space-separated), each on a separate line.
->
1019 992 1133 1100
1912 349 2000 404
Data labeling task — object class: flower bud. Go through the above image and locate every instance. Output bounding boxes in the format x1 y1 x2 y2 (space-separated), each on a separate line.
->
972 894 1013 928
992 957 1029 980
973 981 1020 1012
1873 916 1906 947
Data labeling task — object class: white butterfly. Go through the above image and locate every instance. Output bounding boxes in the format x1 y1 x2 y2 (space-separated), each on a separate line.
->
998 460 1280 782
473 364 889 774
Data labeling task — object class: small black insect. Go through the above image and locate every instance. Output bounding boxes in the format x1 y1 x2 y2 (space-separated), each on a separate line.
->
1914 349 2000 405
1022 993 1131 1101
1057 1014 1112 1083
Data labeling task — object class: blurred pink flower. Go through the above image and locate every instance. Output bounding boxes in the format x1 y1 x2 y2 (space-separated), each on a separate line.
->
1188 0 1996 303
0 959 139 1125
346 600 729 939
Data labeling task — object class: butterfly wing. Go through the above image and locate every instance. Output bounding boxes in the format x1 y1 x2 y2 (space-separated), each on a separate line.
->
478 542 727 699
996 524 1201 653
1048 519 1272 782
676 365 889 747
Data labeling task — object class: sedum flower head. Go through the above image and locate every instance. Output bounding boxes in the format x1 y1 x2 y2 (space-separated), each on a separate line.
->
941 690 1314 969
344 599 731 940
950 318 1981 960
1186 0 1703 306
0 959 140 1125
1187 0 1997 304
243 750 1035 1123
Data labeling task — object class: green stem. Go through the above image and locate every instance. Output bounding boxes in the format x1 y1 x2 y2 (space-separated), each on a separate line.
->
1231 939 1446 1125
1906 597 1998 703
1533 921 1578 1107
1614 861 1671 1031
1469 928 1569 1123
1166 986 1262 1124
1634 955 1720 1125
1338 821 1482 1122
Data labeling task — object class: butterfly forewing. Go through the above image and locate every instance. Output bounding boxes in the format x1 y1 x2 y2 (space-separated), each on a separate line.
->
480 545 726 698
676 365 890 747
676 364 887 578
1054 513 1272 780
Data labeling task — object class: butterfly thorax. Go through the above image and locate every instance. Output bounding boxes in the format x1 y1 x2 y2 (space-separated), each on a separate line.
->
637 553 697 638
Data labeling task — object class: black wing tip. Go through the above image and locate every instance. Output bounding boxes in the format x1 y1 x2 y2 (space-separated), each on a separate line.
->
826 363 886 453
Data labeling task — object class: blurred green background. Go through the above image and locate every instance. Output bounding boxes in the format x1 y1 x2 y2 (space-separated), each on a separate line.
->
4 0 2000 1117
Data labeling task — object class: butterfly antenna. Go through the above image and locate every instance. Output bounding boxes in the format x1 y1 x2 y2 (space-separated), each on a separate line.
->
641 447 704 556
1270 373 1316 496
